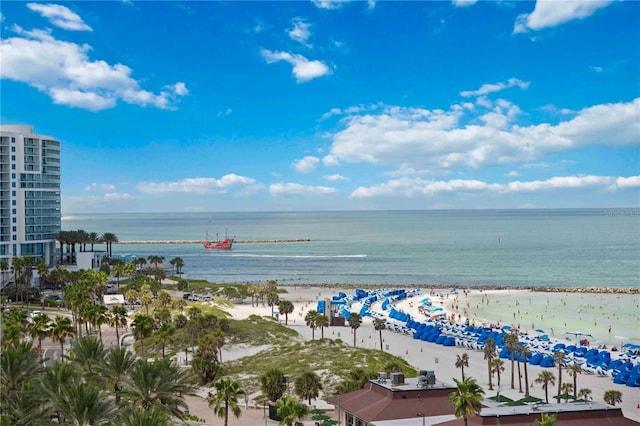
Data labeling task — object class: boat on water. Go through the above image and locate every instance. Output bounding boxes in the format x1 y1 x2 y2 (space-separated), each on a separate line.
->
203 230 234 250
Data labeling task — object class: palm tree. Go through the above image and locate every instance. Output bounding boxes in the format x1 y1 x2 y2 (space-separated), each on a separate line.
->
603 389 622 406
169 257 184 277
278 300 294 325
266 291 280 316
120 407 173 426
49 315 75 360
209 378 244 426
316 313 329 339
0 341 42 396
70 336 106 379
455 352 470 379
276 395 310 426
533 412 557 426
305 310 319 340
347 312 362 348
90 303 109 344
373 317 386 351
27 312 51 362
0 259 9 288
260 368 287 402
131 314 155 358
88 231 101 252
560 382 574 402
156 322 175 359
448 376 484 426
491 358 505 392
147 255 164 272
294 370 323 405
535 370 555 403
552 351 565 403
483 338 496 390
577 387 592 401
108 305 128 348
37 362 77 424
503 332 519 390
35 259 48 308
99 346 136 403
112 263 126 292
50 381 119 425
11 256 24 303
567 363 581 400
121 358 197 418
102 232 119 257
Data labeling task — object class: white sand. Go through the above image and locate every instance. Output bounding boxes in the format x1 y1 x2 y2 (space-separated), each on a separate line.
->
71 285 638 424
210 285 640 423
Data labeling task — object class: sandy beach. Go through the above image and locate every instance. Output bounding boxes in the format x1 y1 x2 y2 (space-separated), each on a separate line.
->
171 284 639 425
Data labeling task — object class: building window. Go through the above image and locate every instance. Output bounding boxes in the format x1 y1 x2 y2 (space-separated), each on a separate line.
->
12 218 16 223
12 191 16 196
12 209 16 214
11 155 15 161
11 164 15 170
12 226 16 232
11 137 15 143
12 236 16 241
11 146 16 152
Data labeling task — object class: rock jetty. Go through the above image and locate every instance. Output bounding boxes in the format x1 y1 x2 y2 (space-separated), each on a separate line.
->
118 239 312 244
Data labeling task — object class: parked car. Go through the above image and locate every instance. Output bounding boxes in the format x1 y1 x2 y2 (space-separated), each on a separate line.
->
45 294 62 302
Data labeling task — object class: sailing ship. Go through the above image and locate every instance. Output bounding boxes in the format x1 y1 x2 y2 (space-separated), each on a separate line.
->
203 230 234 250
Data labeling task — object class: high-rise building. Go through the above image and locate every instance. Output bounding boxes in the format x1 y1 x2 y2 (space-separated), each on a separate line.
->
0 125 61 267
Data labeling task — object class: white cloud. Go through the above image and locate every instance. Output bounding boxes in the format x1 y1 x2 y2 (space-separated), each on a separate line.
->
324 174 349 182
460 78 529 97
452 0 477 7
0 26 188 111
505 170 521 177
261 49 331 82
173 82 189 96
270 182 338 196
326 98 639 173
312 0 346 10
615 175 640 189
293 156 320 173
514 0 614 34
217 108 233 117
350 174 639 199
137 174 256 194
367 0 376 11
288 18 312 46
102 192 133 200
85 183 116 191
27 3 92 31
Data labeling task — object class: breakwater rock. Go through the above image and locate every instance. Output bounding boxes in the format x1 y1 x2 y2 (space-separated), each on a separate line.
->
118 239 312 245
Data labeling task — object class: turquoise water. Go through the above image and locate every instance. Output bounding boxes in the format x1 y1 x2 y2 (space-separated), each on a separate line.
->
62 209 640 289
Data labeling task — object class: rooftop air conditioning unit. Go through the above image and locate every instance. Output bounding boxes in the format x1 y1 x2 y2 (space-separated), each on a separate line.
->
377 372 388 382
390 372 405 385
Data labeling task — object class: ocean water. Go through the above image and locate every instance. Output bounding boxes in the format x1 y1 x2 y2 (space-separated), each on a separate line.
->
61 209 640 289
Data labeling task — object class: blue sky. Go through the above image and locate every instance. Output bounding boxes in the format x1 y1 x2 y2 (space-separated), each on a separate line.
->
1 0 639 213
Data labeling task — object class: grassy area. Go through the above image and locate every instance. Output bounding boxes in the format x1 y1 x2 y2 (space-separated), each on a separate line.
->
223 338 417 396
226 314 298 345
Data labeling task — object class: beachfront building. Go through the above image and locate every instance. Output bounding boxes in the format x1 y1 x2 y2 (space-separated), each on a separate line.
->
0 125 61 272
327 372 639 425
326 371 458 425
